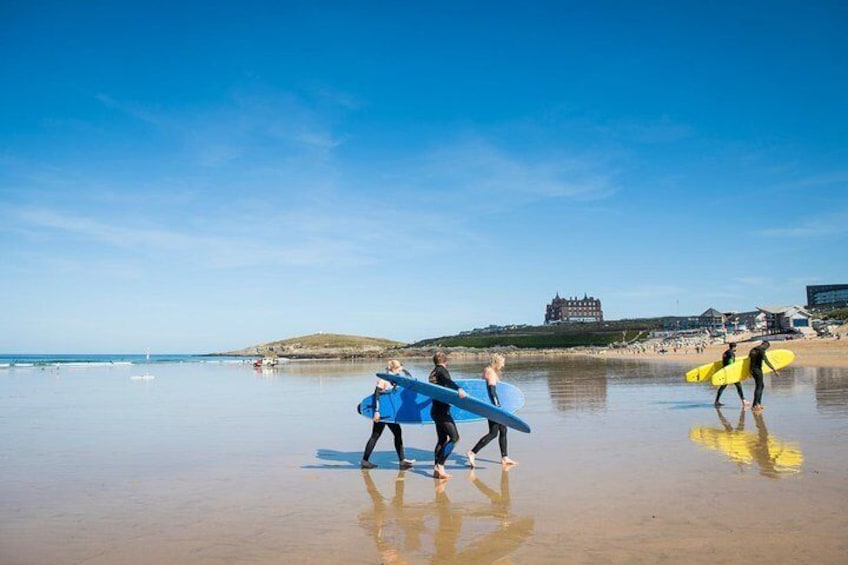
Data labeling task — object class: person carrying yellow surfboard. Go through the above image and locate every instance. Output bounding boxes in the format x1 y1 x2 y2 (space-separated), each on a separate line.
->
714 343 751 408
749 342 779 412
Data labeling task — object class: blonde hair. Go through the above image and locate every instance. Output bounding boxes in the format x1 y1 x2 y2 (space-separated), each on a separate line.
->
386 359 403 373
489 353 505 373
433 351 447 365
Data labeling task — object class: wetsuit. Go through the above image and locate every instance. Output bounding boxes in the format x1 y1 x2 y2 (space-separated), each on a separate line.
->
470 383 508 457
715 347 745 404
362 381 405 463
748 345 774 408
429 365 461 466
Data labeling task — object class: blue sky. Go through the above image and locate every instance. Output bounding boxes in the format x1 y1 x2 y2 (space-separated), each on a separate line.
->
1 1 846 353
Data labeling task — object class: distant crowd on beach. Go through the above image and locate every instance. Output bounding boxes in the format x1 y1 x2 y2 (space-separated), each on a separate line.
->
614 336 713 356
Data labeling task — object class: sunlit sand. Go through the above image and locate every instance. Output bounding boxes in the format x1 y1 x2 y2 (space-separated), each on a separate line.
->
1 357 846 563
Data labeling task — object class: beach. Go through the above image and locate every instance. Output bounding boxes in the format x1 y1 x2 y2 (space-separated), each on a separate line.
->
1 355 846 563
594 335 848 368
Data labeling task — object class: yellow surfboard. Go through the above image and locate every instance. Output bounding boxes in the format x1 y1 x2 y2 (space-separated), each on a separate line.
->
685 360 724 383
710 349 795 387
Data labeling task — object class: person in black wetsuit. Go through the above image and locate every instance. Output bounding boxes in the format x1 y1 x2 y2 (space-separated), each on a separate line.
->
467 353 518 467
361 360 415 470
429 351 466 480
748 341 778 413
714 343 750 408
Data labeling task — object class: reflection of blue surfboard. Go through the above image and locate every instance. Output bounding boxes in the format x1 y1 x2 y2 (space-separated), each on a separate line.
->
357 379 525 425
372 373 531 433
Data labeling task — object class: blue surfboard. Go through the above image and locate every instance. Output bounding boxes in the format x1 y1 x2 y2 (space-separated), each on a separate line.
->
370 373 531 433
357 379 525 425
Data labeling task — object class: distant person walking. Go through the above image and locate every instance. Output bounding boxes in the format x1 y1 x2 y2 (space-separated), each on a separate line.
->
749 341 779 412
467 353 518 468
429 351 466 480
360 360 415 470
714 343 750 408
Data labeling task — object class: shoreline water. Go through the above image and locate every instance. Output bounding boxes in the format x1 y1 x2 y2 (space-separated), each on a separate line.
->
5 335 845 370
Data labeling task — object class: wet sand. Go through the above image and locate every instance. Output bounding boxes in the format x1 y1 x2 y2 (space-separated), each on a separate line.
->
1 357 846 563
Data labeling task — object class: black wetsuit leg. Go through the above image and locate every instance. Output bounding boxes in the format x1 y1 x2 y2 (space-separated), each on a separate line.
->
752 368 764 406
497 423 508 457
362 421 386 462
471 420 508 457
434 417 459 466
386 422 404 461
715 385 727 403
734 383 745 401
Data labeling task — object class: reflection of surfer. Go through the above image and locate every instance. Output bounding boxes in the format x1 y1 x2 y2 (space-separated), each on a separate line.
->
360 469 424 563
467 353 518 468
458 468 535 561
469 467 511 517
361 360 415 469
433 480 462 562
748 342 779 413
429 352 467 480
749 410 802 478
715 405 746 433
714 343 750 408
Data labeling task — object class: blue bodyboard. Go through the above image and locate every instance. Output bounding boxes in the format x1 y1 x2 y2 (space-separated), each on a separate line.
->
363 373 531 433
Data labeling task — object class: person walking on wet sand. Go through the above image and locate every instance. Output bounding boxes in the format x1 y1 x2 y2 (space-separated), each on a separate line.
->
361 360 415 470
714 343 750 408
429 351 466 480
748 341 779 413
467 353 518 468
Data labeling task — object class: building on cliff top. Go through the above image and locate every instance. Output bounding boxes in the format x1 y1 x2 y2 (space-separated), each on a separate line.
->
545 293 604 324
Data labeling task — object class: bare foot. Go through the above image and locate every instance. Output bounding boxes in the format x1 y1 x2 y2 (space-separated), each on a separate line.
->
466 450 476 468
743 400 752 408
502 457 518 466
752 405 764 413
433 465 452 480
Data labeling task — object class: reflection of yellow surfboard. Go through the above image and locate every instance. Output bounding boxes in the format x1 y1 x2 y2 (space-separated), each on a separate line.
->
711 349 795 386
685 360 723 382
689 426 803 477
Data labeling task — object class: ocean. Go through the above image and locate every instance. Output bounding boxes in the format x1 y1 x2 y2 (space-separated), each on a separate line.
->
0 353 249 368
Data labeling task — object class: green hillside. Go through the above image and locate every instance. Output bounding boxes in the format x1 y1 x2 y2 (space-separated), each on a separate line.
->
412 319 665 349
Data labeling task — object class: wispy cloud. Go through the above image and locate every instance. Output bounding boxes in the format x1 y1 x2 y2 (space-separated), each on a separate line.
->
756 209 848 238
10 206 371 269
95 87 346 167
413 135 619 207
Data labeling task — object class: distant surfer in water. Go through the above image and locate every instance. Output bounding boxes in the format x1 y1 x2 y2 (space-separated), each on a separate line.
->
748 341 778 413
467 353 518 468
714 343 750 408
361 360 415 470
429 351 466 480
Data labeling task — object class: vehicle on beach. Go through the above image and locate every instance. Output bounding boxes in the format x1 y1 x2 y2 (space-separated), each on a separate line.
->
253 357 287 368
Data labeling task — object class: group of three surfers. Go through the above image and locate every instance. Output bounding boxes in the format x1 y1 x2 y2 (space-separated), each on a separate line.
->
360 351 517 480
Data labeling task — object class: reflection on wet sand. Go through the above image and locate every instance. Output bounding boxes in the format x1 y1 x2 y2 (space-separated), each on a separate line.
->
689 407 803 478
545 367 608 413
813 367 848 415
359 468 534 563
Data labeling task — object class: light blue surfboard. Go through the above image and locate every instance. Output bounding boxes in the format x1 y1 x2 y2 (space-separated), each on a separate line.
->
357 379 525 425
372 373 531 433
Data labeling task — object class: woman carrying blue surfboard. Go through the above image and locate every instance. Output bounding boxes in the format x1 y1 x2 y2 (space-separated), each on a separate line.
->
360 360 416 470
467 353 519 468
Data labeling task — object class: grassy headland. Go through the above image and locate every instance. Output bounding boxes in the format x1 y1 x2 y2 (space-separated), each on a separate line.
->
409 319 665 349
